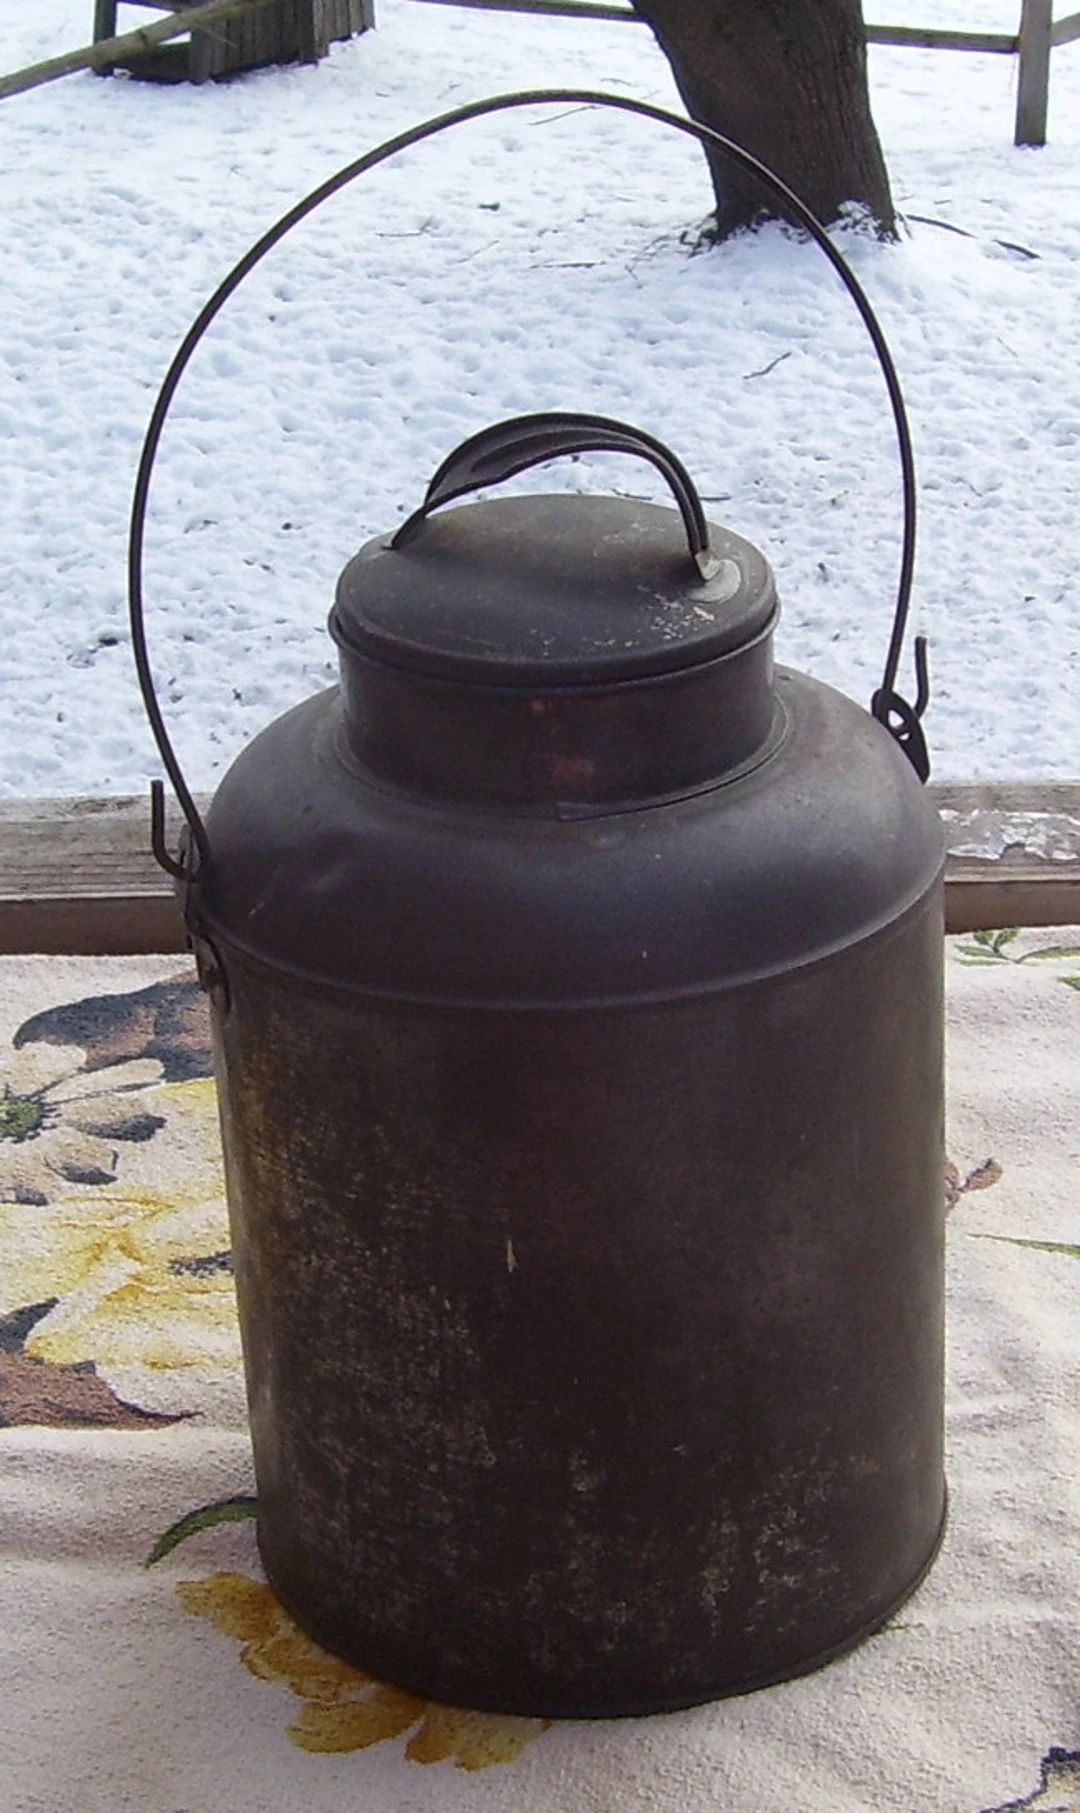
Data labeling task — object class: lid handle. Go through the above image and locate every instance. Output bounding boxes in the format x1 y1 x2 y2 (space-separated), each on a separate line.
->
390 411 718 581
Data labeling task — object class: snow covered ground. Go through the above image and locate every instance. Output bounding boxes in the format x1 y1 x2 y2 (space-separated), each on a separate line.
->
0 0 1077 794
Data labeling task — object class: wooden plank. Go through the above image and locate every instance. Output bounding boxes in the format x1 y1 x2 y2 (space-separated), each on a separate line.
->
1051 8 1080 45
865 24 1017 52
1 787 1077 954
252 0 269 62
93 0 119 39
407 0 1020 46
296 0 321 62
195 26 215 71
244 0 262 66
188 23 216 77
410 0 641 21
224 0 242 66
278 0 295 61
0 798 187 955
102 0 300 81
399 0 1058 65
0 895 187 957
252 12 268 73
933 781 1080 815
933 783 1080 932
1015 0 1053 143
945 872 1080 934
272 0 291 62
92 0 119 74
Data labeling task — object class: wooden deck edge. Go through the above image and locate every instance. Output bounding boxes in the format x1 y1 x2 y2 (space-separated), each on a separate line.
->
933 781 1080 931
0 893 188 957
1 786 1078 954
944 871 1080 935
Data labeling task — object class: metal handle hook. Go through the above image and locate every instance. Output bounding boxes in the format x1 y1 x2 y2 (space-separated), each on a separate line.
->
130 87 928 881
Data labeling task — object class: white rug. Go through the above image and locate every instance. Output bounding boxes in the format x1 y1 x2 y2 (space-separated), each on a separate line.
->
1 932 1077 1813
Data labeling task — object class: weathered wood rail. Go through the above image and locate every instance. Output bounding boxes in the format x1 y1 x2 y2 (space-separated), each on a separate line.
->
0 0 371 100
91 0 372 84
1 785 1077 953
410 0 1080 146
0 0 270 98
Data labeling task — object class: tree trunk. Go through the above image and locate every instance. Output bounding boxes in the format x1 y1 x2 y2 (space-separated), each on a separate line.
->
632 0 896 241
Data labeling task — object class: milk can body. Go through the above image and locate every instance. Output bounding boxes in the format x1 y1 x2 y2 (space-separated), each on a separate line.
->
188 475 946 1718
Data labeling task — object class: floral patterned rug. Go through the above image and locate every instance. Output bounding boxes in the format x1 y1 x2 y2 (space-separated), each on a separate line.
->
1 932 1077 1813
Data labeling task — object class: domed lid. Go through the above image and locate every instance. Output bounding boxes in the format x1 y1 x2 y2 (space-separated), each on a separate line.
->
330 414 777 687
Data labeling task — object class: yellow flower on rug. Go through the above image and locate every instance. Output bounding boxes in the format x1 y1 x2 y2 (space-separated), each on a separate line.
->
0 1177 238 1370
0 1067 236 1375
178 1572 550 1771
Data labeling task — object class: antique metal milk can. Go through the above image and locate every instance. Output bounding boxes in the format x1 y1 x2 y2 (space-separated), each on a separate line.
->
131 93 946 1718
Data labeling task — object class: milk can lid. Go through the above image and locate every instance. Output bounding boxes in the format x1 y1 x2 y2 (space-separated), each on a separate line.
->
331 412 777 686
331 492 776 687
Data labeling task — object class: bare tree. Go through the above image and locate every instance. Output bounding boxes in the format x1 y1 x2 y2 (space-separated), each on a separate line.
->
631 0 896 241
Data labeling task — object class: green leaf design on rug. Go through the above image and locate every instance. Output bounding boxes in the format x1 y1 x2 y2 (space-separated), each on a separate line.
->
145 1494 259 1566
1011 946 1080 961
970 1234 1080 1261
956 929 1021 961
955 928 1080 989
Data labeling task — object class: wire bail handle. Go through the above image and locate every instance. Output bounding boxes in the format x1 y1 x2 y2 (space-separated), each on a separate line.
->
130 87 930 881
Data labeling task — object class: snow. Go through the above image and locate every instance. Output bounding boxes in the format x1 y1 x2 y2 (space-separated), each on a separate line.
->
0 0 1077 796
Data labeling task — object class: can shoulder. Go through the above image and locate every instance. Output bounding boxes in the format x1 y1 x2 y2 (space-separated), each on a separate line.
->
197 674 944 1007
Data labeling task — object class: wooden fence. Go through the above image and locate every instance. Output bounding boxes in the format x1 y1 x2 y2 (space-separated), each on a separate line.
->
410 0 1080 146
91 0 372 83
2 786 1078 951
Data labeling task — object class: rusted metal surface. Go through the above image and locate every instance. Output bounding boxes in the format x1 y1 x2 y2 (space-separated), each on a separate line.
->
186 424 948 1712
213 894 945 1716
115 101 971 1713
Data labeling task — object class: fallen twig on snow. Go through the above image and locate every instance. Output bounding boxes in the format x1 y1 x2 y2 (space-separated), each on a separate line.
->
742 350 793 381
